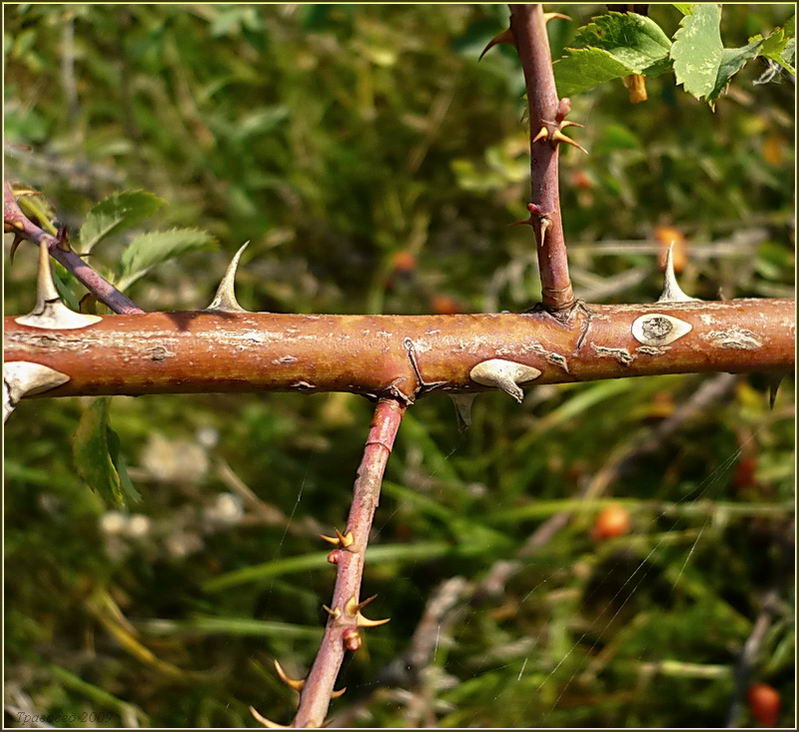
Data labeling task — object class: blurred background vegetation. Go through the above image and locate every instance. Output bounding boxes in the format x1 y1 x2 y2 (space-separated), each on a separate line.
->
3 3 794 728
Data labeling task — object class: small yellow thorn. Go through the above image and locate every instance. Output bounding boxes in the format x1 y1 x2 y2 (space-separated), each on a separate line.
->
249 706 292 729
344 596 360 618
331 687 348 699
560 120 585 129
356 613 391 628
543 12 571 23
478 27 515 61
273 659 305 692
336 529 354 548
551 129 588 154
320 529 354 548
532 126 549 143
322 604 341 620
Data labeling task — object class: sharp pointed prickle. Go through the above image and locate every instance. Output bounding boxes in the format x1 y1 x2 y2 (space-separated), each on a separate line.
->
331 687 347 700
356 614 391 628
205 241 250 313
3 361 70 423
345 595 390 628
532 126 549 143
320 529 354 549
9 233 25 264
767 374 785 410
538 216 551 247
322 605 341 620
249 706 292 729
273 659 305 692
469 359 542 404
449 394 477 431
15 242 102 330
560 120 585 129
345 595 377 616
478 28 514 61
543 12 571 23
551 129 588 154
657 244 699 303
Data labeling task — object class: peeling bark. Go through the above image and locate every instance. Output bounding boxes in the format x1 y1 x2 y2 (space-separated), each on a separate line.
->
4 298 794 404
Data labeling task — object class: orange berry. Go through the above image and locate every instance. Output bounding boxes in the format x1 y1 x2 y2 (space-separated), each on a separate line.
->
654 225 688 274
733 457 757 489
390 250 416 273
592 505 631 541
748 683 780 727
570 170 592 190
431 295 461 315
762 134 784 166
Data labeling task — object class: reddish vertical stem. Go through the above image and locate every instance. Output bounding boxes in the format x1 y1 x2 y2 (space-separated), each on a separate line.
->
509 4 575 312
292 398 406 728
4 181 143 315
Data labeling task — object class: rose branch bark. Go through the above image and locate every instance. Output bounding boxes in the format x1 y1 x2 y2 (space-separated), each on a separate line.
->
510 4 575 312
4 182 143 314
290 398 406 728
5 300 793 403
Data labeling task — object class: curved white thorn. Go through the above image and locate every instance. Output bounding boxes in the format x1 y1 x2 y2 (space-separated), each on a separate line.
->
469 359 542 404
15 242 102 330
658 243 699 303
3 361 70 422
205 241 250 312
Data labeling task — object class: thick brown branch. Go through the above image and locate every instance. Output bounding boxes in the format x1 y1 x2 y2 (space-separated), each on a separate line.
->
4 181 143 315
292 398 405 728
510 4 575 311
4 300 793 404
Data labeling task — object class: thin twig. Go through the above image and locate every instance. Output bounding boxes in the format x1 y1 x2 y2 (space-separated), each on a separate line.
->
4 181 143 314
290 398 406 728
726 590 780 727
510 4 575 311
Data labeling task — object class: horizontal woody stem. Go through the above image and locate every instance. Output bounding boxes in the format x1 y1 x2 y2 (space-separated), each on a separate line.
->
4 299 794 402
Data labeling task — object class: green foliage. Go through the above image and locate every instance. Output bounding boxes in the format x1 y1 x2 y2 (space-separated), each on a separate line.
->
73 397 140 508
555 6 795 104
79 190 164 253
757 16 796 73
117 228 217 291
671 4 724 99
554 12 672 96
3 4 795 729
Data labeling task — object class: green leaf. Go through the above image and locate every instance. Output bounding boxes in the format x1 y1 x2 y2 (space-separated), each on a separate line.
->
673 4 694 15
670 4 723 99
79 190 165 252
708 39 764 103
554 12 672 96
555 48 635 96
108 426 141 504
758 17 796 74
73 397 136 508
572 12 671 71
117 228 216 290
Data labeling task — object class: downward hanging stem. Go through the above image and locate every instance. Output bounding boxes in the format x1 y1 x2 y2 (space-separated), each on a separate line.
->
291 398 406 728
510 4 575 311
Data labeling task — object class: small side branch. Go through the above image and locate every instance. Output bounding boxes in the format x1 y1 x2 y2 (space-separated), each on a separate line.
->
289 398 406 728
510 4 576 312
4 181 143 315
